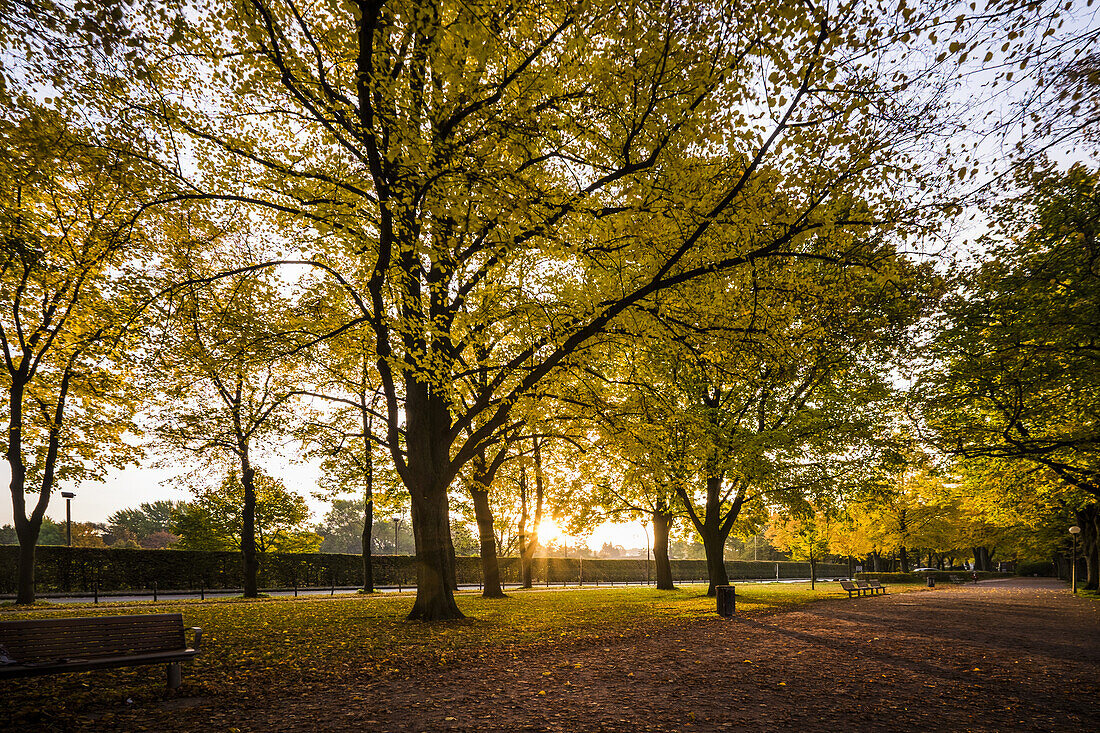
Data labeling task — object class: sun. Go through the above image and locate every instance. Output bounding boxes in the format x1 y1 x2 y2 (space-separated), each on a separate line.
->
537 518 566 545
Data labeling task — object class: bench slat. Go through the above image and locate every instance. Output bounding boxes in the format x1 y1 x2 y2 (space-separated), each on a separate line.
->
0 614 188 663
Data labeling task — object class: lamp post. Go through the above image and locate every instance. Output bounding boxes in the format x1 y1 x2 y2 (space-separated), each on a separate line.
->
61 491 75 547
1069 525 1081 594
642 521 650 586
392 516 400 556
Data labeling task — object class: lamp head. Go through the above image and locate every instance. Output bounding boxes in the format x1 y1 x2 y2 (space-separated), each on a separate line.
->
61 491 75 499
1069 526 1081 535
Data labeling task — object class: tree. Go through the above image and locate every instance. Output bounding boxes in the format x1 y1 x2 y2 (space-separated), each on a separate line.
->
587 246 923 594
107 500 182 542
296 321 406 592
0 102 159 603
578 367 691 590
147 243 300 596
316 498 413 555
918 162 1100 584
766 506 835 589
132 0 986 620
171 469 320 554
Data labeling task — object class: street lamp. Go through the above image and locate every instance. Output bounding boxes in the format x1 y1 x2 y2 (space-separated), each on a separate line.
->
1069 526 1081 594
392 515 400 556
61 491 75 547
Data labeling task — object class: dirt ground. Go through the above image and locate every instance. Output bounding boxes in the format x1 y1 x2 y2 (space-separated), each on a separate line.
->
24 578 1100 732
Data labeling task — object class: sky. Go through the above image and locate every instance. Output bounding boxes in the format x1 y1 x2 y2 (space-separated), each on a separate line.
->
0 457 650 549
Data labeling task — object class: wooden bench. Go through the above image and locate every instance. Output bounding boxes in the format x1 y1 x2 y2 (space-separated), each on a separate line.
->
855 580 884 596
866 579 887 594
0 613 201 689
839 580 868 598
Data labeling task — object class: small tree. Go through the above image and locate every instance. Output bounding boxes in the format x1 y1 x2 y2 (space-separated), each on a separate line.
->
766 506 835 590
171 469 320 554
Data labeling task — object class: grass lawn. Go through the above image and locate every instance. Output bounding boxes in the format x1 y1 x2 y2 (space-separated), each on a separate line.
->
1 581 918 726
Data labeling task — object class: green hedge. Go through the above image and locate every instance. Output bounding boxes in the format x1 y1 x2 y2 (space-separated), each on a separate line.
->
855 570 1011 583
1016 561 1055 577
0 545 848 595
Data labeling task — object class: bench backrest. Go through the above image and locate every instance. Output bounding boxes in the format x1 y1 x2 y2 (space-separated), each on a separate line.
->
855 580 871 588
867 579 883 586
0 614 187 664
839 580 859 590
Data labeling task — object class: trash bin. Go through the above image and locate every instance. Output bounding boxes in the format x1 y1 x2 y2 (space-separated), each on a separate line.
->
927 576 935 588
716 585 736 617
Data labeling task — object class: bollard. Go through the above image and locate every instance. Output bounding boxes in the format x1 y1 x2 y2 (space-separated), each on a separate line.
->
200 582 205 601
93 581 99 604
716 585 736 617
294 579 298 597
153 582 158 602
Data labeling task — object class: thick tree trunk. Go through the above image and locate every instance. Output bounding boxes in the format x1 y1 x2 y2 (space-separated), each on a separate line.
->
652 508 675 590
408 481 463 620
240 458 259 598
471 487 505 598
702 532 729 596
898 545 909 572
14 517 41 605
402 377 463 620
972 546 992 572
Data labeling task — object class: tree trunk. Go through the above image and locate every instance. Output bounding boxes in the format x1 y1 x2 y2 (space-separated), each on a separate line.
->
408 480 463 620
972 546 992 572
652 508 675 590
521 440 546 589
471 487 505 598
810 555 816 590
445 520 458 591
702 532 729 596
361 405 375 593
240 457 259 598
13 517 41 605
402 377 463 621
1077 504 1099 591
8 374 59 605
898 544 909 572
362 496 374 593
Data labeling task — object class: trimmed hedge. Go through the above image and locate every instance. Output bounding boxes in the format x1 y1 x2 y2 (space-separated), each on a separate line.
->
1016 561 1055 577
0 544 848 595
855 570 1011 583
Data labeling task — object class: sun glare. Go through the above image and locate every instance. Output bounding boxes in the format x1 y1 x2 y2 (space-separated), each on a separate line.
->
537 518 565 544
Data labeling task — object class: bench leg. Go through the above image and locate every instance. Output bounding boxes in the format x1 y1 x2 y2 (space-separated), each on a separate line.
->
167 662 182 690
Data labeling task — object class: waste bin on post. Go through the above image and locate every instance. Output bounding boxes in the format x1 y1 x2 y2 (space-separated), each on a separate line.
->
927 576 935 588
716 585 736 617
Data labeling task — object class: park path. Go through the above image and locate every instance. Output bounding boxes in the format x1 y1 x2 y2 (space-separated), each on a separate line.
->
158 578 1100 732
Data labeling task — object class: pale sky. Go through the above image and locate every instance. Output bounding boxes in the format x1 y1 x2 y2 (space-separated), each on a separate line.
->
0 458 648 549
